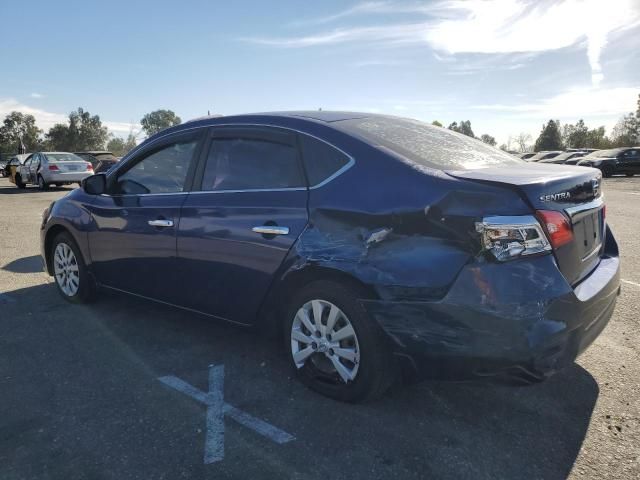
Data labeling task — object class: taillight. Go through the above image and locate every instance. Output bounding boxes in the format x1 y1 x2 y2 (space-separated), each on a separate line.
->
86 163 94 171
536 210 573 248
48 164 59 171
476 215 552 261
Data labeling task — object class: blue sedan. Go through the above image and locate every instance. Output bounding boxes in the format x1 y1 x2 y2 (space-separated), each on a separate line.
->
40 112 620 402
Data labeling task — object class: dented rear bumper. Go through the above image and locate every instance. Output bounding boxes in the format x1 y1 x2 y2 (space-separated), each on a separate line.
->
361 230 620 384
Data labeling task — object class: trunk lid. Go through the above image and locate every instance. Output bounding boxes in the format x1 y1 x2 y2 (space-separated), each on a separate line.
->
447 164 605 286
52 161 89 173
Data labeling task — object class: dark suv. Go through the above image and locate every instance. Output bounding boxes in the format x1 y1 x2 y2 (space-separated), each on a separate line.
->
577 147 640 177
40 112 620 402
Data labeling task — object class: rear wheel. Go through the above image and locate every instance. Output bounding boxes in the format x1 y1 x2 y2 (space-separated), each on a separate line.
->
626 173 634 177
284 280 394 402
38 175 49 191
51 232 95 303
601 165 614 178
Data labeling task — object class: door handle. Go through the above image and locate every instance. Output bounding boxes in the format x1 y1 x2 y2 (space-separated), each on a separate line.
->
148 219 174 228
252 226 289 235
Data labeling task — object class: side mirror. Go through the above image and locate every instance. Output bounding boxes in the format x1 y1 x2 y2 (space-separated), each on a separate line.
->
82 173 107 195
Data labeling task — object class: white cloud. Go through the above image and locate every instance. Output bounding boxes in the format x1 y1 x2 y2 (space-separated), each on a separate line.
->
246 0 640 84
472 86 639 119
30 92 44 99
0 98 139 136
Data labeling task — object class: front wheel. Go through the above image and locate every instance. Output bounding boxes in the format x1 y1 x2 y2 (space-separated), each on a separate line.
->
285 280 394 402
51 232 95 303
15 174 26 189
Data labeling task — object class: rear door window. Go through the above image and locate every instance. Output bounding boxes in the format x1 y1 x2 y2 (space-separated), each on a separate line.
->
200 131 305 191
299 134 350 186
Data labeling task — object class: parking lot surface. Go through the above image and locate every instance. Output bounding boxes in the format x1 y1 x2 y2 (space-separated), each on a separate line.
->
1 176 638 480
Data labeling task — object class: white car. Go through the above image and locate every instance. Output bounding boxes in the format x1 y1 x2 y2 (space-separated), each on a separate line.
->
15 152 93 190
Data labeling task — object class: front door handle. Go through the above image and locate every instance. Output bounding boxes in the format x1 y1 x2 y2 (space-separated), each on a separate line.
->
148 219 174 228
252 226 289 235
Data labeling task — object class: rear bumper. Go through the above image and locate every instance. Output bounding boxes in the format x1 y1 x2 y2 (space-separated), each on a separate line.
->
362 228 620 384
44 171 91 183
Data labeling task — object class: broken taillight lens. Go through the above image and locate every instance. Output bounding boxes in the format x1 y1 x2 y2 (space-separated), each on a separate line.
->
476 216 552 261
48 164 59 171
535 210 574 249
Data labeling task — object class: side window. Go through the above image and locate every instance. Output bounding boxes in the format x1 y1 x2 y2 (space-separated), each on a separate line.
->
201 137 304 191
299 135 350 186
116 140 198 194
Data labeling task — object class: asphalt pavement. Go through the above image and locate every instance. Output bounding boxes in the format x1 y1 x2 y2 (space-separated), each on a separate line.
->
0 176 638 479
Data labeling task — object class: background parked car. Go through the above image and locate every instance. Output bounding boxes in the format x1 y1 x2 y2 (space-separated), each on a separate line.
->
538 151 587 164
74 151 120 173
0 158 7 177
5 154 32 184
15 152 93 190
516 152 536 160
577 147 640 177
527 150 562 162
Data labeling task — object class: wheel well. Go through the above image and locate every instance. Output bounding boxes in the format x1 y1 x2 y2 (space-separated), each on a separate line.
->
44 225 72 275
257 265 379 335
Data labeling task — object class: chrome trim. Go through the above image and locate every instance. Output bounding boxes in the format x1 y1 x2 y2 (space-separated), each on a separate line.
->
99 191 189 198
581 242 602 262
564 197 604 217
148 219 174 228
188 187 307 195
108 122 356 190
252 226 289 235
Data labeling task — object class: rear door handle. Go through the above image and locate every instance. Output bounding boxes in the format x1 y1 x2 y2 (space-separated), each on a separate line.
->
148 219 174 228
252 226 289 235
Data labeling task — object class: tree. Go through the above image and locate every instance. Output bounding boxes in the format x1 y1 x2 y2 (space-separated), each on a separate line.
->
585 126 611 149
0 111 42 152
140 109 181 137
565 119 589 148
45 107 108 151
106 131 138 156
534 120 563 151
479 134 496 147
513 132 532 152
448 120 475 138
610 113 639 147
431 120 443 127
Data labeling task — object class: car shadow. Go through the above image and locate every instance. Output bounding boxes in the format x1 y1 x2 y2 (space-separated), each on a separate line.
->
1 283 599 480
2 255 44 273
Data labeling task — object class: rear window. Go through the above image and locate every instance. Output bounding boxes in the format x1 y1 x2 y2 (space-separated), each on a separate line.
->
46 153 85 162
336 117 522 170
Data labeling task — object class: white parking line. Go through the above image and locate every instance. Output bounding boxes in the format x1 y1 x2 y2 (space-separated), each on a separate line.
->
622 279 640 288
158 364 294 464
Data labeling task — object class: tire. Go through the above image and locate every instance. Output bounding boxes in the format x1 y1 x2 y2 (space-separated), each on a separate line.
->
38 175 49 191
15 174 26 189
626 173 634 177
284 280 394 403
601 165 614 178
50 232 96 303
55 183 63 187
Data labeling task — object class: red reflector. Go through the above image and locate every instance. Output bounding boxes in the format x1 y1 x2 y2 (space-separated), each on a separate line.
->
48 165 59 171
86 163 93 171
536 210 573 248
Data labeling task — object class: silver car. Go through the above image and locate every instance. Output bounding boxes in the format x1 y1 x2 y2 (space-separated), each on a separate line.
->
15 152 93 190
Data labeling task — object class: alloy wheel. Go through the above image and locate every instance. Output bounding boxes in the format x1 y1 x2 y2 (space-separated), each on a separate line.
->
291 299 360 384
54 243 80 297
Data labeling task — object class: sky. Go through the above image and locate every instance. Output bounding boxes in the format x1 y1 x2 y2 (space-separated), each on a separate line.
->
1 0 639 146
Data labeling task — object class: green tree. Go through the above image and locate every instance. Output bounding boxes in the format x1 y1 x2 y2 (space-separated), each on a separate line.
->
585 126 611 149
480 134 496 146
566 119 589 148
610 113 639 147
431 120 443 127
106 131 137 156
448 120 475 138
45 107 108 151
0 111 42 152
140 109 181 137
534 120 563 151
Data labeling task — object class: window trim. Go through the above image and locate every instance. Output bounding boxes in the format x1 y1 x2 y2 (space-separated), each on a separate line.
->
110 123 355 195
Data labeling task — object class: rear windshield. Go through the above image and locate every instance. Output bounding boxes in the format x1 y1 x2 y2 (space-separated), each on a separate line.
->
47 153 85 162
336 117 522 170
